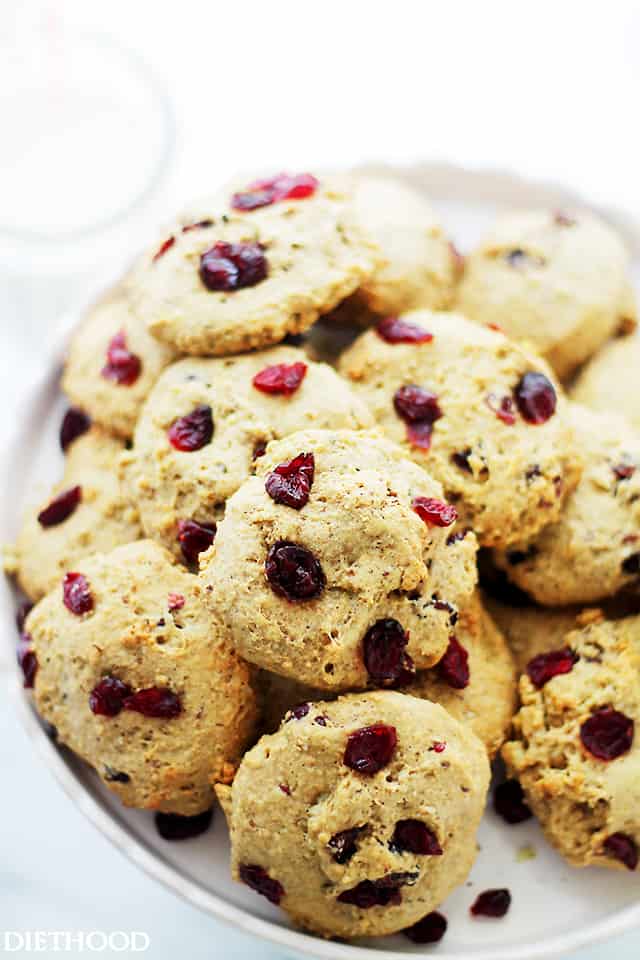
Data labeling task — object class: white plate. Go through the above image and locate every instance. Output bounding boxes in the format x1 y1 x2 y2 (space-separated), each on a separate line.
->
3 163 640 960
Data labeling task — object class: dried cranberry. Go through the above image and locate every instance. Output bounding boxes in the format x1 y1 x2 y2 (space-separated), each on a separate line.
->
123 687 181 719
168 592 185 612
155 809 213 841
376 316 433 344
286 701 310 721
239 864 284 905
494 779 532 824
252 440 268 460
153 236 175 262
253 362 307 396
471 889 511 918
362 619 414 687
265 452 315 509
407 421 435 450
37 486 82 527
232 172 318 211
613 462 636 481
199 241 267 291
101 331 142 386
393 385 442 424
430 741 447 753
526 647 578 688
337 873 414 908
265 540 325 602
177 519 217 565
622 553 640 575
403 912 448 944
412 496 458 528
437 636 470 689
603 832 638 871
89 677 132 717
63 572 93 615
181 219 213 233
514 372 557 424
60 407 91 451
486 393 517 425
580 708 634 761
391 820 442 856
168 404 214 451
17 635 37 689
344 724 397 775
328 827 365 865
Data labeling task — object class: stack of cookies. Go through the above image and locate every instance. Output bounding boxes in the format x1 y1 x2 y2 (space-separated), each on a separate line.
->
7 169 640 942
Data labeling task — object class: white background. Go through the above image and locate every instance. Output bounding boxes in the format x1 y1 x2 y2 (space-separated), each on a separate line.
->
1 1 639 957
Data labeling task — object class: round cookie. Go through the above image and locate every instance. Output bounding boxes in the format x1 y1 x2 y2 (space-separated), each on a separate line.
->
503 612 640 871
26 540 258 815
217 690 490 938
456 209 636 379
339 310 579 549
494 405 640 606
201 429 478 691
125 347 374 560
130 174 379 356
571 334 640 431
10 428 141 601
62 288 176 438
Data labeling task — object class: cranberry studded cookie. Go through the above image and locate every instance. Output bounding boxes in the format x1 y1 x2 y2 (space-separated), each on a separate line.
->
572 335 640 432
217 691 489 938
26 540 258 815
503 611 640 871
200 429 477 690
125 347 373 562
131 173 380 356
339 310 579 549
456 209 636 379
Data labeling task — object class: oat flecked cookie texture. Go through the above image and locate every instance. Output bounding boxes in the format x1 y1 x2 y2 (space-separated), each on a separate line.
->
125 347 373 559
27 540 258 815
130 174 380 356
456 209 636 379
217 691 490 938
571 334 640 432
201 429 477 690
339 310 579 549
503 612 640 870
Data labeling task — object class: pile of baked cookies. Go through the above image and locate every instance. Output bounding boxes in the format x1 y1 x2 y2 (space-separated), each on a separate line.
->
7 170 640 943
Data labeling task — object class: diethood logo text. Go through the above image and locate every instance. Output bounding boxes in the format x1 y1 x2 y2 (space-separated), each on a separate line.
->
3 931 151 952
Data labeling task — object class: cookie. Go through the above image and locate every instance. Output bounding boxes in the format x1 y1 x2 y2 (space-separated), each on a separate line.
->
217 690 489 938
125 348 374 560
571 335 640 431
494 405 640 605
339 310 579 549
503 611 640 871
61 289 177 438
456 209 636 379
130 174 379 356
10 428 141 601
26 540 258 815
201 429 477 690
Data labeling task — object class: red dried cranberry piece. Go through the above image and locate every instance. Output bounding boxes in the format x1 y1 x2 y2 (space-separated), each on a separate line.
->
613 462 636 480
265 540 325 602
485 393 517 425
252 440 268 460
239 864 284 905
580 708 634 761
603 832 638 871
376 316 433 344
60 407 91 451
168 592 185 612
253 362 307 396
328 826 365 865
394 385 442 424
123 687 181 719
153 236 175 262
101 331 142 386
344 723 397 775
514 372 557 424
471 889 511 918
63 572 93 615
412 496 458 528
403 911 448 944
494 779 532 824
200 241 267 291
285 702 310 722
37 485 82 528
337 880 401 909
177 519 217 565
181 219 213 233
232 172 318 211
17 634 37 689
407 421 434 450
526 647 578 688
168 404 214 451
437 636 470 689
89 677 132 717
430 740 447 753
155 809 213 841
265 452 315 509
362 619 414 687
391 819 443 856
